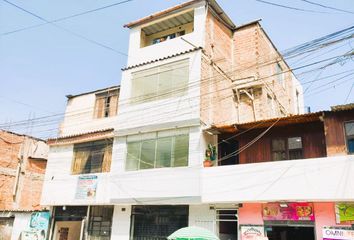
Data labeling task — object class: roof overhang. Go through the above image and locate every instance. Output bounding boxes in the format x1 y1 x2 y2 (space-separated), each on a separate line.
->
124 0 236 30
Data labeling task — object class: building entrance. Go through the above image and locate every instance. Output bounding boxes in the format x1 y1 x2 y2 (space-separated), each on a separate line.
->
265 225 315 240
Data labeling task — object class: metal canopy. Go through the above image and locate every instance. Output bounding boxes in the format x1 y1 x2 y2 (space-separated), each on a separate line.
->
142 11 194 36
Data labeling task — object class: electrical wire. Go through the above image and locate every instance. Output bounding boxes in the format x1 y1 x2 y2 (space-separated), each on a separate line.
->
300 0 354 15
255 0 333 14
1 0 133 36
2 0 128 57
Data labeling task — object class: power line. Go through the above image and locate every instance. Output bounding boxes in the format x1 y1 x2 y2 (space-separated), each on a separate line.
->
300 0 354 15
345 83 354 103
1 0 133 36
2 0 128 57
255 0 333 14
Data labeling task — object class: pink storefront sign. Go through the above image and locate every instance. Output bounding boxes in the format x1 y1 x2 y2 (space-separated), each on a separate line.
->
322 228 354 240
262 202 315 221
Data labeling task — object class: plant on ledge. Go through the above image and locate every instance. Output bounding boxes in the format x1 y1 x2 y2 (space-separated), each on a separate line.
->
203 144 217 167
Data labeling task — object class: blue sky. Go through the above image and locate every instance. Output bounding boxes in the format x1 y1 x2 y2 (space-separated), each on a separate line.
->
0 0 353 137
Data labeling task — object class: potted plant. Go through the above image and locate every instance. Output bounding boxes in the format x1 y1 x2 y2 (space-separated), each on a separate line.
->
203 144 217 167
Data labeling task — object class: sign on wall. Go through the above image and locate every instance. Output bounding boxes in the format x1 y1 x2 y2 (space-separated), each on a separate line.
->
323 228 354 240
21 211 50 240
75 175 98 199
336 203 354 224
262 202 314 221
240 225 268 240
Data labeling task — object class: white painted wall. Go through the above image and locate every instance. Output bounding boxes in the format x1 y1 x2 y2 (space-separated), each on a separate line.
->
109 126 203 204
117 51 202 134
189 205 216 232
291 73 305 114
202 155 354 203
60 93 118 137
0 212 32 240
111 206 131 240
126 3 207 67
40 144 111 206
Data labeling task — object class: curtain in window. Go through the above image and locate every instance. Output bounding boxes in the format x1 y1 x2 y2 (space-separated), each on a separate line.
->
131 59 189 104
102 144 112 172
109 94 118 117
73 150 90 174
95 97 105 118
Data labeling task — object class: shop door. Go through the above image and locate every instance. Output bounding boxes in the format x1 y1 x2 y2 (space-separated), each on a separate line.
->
217 210 238 240
265 226 315 240
0 218 14 240
53 221 82 240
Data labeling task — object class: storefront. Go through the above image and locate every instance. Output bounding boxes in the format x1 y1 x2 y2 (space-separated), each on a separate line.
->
238 202 319 240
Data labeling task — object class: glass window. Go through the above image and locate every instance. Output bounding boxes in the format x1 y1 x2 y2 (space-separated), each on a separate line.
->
72 139 113 174
126 133 189 171
272 137 303 161
345 122 354 153
131 59 189 104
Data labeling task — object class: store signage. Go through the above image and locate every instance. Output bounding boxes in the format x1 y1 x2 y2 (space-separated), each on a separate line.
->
21 212 50 240
240 225 268 240
262 202 314 221
323 228 354 240
75 175 98 199
336 203 354 223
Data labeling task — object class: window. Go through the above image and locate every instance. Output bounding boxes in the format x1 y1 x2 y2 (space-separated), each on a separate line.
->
276 63 285 88
130 206 188 240
88 206 114 240
94 90 119 118
345 122 354 153
131 59 189 104
152 31 185 45
126 131 189 171
72 139 113 174
272 137 303 161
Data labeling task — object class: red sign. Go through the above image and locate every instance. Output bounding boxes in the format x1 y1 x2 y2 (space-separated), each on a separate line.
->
262 203 315 221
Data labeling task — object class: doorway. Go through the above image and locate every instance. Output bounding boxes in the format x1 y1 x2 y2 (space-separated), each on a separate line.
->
218 136 238 166
217 210 238 240
265 226 315 240
53 221 82 240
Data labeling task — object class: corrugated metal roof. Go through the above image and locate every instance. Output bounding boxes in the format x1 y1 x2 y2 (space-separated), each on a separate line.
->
142 11 194 36
124 0 236 30
121 47 202 71
66 85 120 99
47 128 114 145
214 112 323 133
331 103 354 112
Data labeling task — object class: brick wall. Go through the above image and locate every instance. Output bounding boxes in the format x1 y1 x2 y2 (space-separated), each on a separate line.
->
0 131 47 211
201 14 299 125
201 11 237 126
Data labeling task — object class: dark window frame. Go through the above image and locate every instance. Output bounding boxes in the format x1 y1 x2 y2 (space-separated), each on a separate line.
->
344 121 354 154
87 206 114 240
271 136 303 161
130 205 189 240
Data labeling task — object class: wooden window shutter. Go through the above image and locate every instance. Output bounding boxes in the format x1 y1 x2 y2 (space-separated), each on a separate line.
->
95 97 105 118
102 144 112 172
109 94 118 117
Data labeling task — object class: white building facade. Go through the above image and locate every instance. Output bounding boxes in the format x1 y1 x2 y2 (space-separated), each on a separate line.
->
40 1 354 240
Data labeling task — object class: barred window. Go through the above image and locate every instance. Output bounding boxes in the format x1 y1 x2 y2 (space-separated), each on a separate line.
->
88 206 114 240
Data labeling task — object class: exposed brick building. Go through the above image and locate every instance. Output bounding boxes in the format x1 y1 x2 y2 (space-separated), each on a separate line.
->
0 130 48 240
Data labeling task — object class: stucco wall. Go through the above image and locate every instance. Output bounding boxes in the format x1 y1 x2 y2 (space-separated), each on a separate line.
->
60 93 118 137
